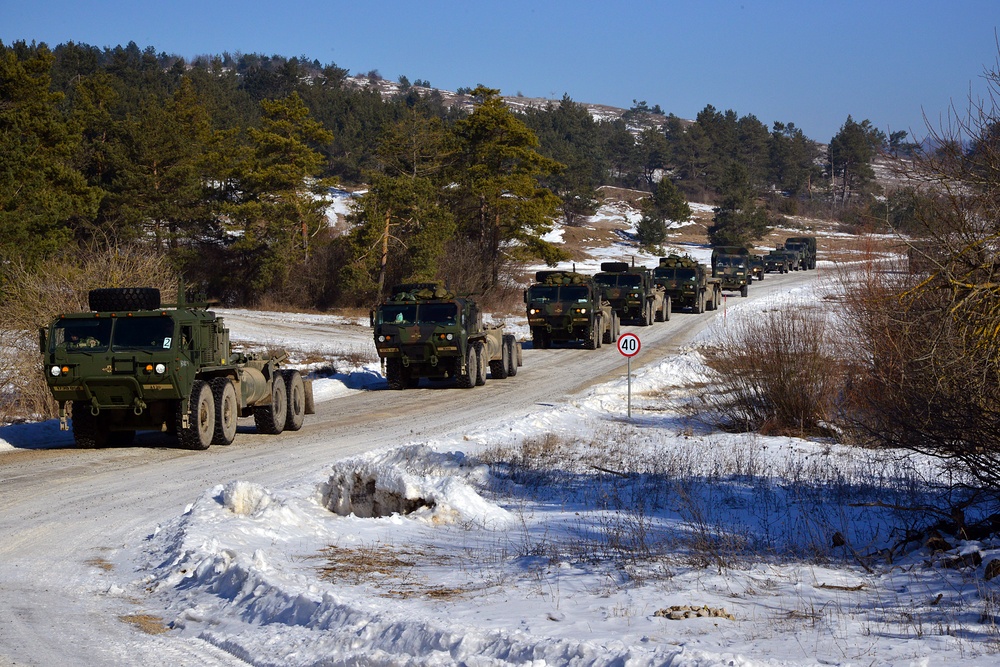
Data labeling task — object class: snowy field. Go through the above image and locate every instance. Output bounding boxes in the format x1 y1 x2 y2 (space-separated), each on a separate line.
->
2 195 999 666
123 283 1000 666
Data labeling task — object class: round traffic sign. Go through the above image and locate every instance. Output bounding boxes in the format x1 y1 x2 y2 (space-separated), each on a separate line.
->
617 332 640 357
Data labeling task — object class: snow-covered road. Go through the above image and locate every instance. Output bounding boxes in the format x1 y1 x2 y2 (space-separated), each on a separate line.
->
0 271 818 666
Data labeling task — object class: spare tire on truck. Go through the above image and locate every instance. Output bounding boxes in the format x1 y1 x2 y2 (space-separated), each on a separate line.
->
88 287 161 312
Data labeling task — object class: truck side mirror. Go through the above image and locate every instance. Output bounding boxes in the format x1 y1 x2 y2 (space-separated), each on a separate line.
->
39 327 47 354
522 290 528 304
369 310 375 327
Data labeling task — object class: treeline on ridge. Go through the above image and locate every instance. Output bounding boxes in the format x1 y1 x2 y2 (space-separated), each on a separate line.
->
1 39 901 310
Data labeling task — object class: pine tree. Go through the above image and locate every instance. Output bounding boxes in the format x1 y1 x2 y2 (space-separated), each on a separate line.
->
637 177 692 248
0 42 99 268
447 86 567 291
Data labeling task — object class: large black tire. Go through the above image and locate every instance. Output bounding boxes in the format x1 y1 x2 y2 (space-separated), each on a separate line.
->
177 380 215 450
474 341 488 386
490 338 509 379
385 358 405 390
210 377 239 446
456 344 476 388
504 335 518 377
254 372 287 435
584 319 598 349
70 402 108 448
740 283 749 298
88 287 160 312
281 369 306 431
707 288 718 311
664 297 671 322
697 291 706 314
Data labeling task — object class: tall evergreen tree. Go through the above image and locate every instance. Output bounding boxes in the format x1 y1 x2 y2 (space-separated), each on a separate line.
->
637 177 692 248
448 86 567 291
0 42 99 268
828 115 885 204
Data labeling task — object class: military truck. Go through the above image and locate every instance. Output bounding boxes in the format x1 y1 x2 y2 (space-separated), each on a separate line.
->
774 243 801 271
763 250 790 274
749 254 765 281
372 283 520 389
41 286 313 450
711 246 752 297
785 236 817 270
524 270 616 349
653 254 721 313
593 261 670 325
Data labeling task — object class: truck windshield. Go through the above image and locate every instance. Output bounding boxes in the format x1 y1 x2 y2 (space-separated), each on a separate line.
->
595 274 642 288
562 285 590 302
527 286 559 302
52 319 113 352
379 304 417 325
111 316 175 351
418 303 457 324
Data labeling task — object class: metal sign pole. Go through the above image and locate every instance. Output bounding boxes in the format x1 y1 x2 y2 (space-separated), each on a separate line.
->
627 356 632 419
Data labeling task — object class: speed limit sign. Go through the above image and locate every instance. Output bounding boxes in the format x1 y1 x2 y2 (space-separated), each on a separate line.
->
617 332 641 357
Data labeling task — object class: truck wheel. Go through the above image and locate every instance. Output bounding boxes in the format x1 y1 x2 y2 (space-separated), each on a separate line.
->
474 341 488 386
210 377 239 446
456 345 476 388
584 319 598 349
254 372 287 435
88 287 160 312
281 369 306 432
697 292 705 314
177 380 215 450
70 402 108 448
385 358 405 390
490 338 509 379
664 297 671 322
504 335 518 377
740 284 749 298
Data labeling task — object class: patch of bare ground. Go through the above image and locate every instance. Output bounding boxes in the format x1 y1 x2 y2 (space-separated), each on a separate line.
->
315 544 469 600
119 614 170 635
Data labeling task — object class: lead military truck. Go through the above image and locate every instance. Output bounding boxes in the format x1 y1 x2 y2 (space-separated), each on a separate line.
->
41 286 313 450
524 270 616 349
653 254 721 313
372 283 520 389
593 261 670 325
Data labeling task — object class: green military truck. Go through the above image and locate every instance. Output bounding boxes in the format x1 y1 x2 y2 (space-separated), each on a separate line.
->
711 246 752 297
41 286 313 450
784 236 817 270
653 254 721 313
373 283 520 389
593 261 670 326
774 243 801 271
749 254 765 281
524 270 617 349
763 250 790 274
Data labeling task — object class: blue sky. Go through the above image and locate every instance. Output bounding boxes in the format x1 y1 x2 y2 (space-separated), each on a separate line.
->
3 1 998 142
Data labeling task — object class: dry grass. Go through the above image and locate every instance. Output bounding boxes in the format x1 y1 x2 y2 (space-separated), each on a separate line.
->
119 614 170 635
316 544 467 600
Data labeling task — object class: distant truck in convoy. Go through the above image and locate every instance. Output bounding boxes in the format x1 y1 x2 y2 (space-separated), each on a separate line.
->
524 270 617 349
773 243 801 271
372 283 520 389
653 254 721 313
711 246 752 297
763 250 791 274
784 236 817 270
41 286 313 450
593 261 670 325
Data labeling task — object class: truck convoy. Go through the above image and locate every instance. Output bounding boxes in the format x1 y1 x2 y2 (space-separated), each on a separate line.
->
653 254 721 313
593 261 670 325
373 283 520 388
524 270 616 349
711 246 752 297
41 286 313 450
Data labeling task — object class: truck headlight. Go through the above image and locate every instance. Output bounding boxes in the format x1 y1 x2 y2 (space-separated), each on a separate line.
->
155 363 167 374
446 333 453 341
378 335 386 342
50 365 62 377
